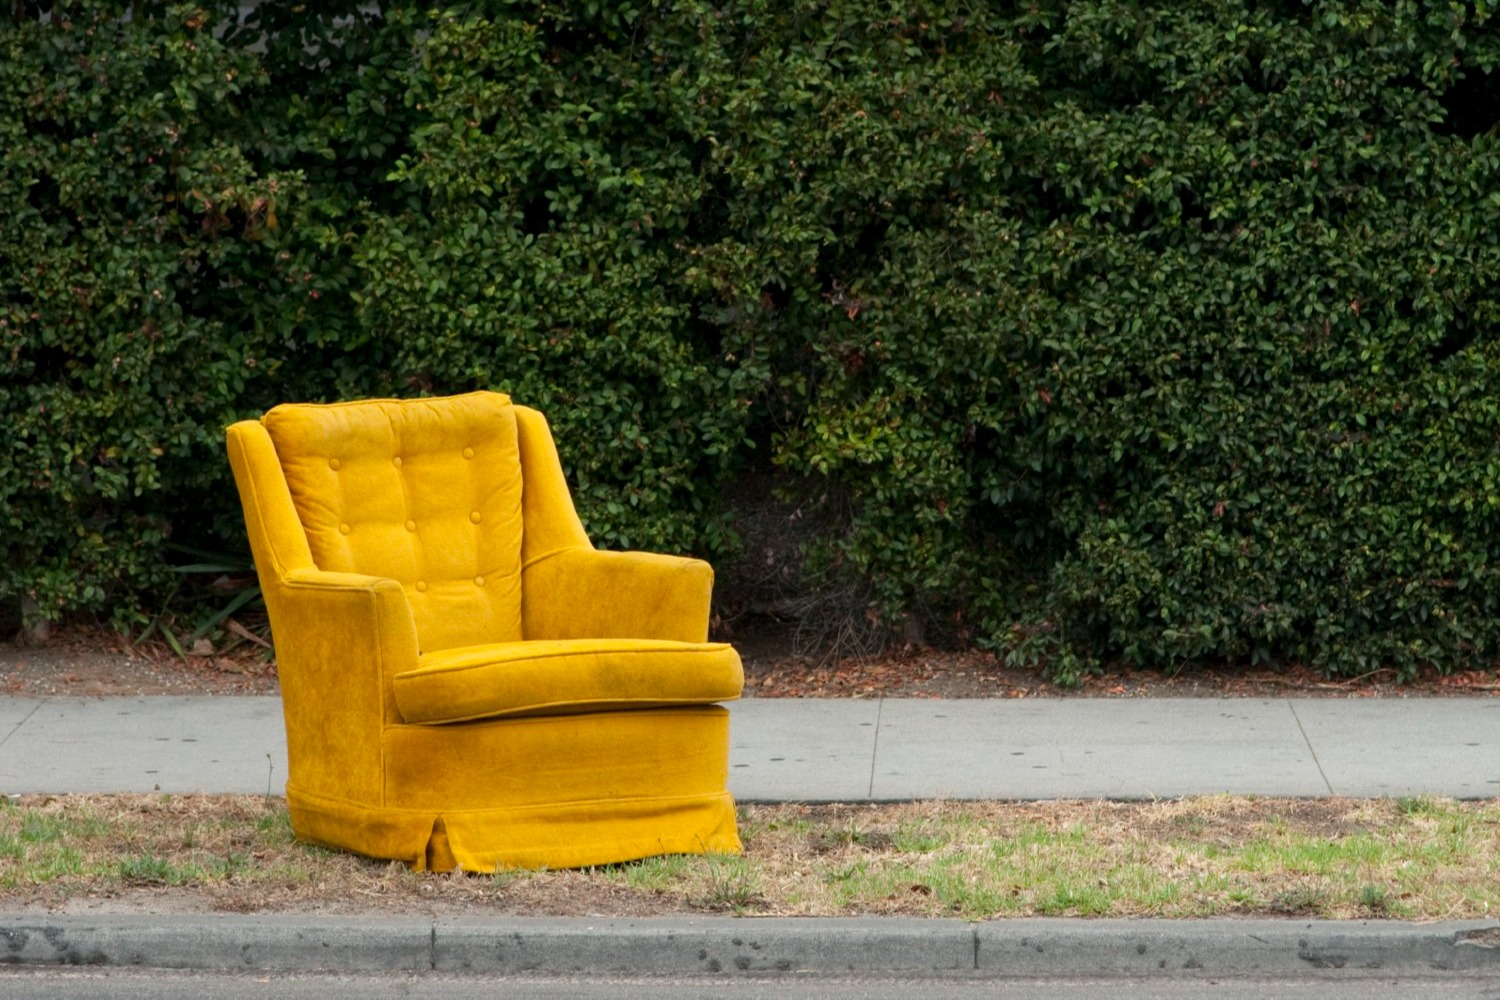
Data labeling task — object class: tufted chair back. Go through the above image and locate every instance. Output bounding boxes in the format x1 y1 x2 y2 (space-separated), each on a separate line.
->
261 392 524 653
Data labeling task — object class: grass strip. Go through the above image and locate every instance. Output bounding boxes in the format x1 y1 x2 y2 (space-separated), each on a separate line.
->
0 794 1495 920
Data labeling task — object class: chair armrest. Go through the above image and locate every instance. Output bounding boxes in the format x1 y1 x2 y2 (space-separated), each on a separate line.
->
522 548 715 643
277 569 421 688
270 569 420 802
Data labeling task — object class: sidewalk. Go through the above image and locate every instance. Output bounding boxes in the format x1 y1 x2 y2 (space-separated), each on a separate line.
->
0 694 1496 799
1 691 1498 980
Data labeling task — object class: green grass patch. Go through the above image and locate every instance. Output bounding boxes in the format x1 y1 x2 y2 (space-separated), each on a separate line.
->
0 795 1497 920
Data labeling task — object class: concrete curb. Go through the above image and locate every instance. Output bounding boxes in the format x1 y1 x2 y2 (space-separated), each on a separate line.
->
2 915 1498 978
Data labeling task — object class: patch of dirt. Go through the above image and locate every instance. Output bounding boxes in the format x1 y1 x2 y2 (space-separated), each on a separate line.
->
735 624 1500 700
1132 796 1384 845
0 626 278 697
31 878 698 919
4 620 1499 700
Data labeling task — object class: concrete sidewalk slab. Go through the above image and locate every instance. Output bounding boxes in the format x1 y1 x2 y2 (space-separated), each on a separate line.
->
1290 700 1500 798
727 698 880 801
0 697 287 795
868 699 1330 799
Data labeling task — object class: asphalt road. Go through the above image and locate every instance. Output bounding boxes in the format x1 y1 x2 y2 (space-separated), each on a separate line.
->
2 970 1500 1000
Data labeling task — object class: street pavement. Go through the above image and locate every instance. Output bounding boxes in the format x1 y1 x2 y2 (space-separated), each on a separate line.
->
1 689 1498 981
4 969 1498 1000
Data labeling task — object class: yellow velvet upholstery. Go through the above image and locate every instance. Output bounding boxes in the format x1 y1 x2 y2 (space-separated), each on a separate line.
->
262 393 526 652
396 638 744 723
226 391 743 871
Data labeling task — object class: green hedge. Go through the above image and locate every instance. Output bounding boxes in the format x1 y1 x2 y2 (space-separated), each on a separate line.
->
5 0 1500 682
0 4 303 621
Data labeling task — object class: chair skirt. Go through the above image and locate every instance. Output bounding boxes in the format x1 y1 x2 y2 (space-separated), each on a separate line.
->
283 705 740 871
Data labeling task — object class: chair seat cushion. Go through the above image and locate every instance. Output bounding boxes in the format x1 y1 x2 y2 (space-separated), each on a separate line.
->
393 638 743 724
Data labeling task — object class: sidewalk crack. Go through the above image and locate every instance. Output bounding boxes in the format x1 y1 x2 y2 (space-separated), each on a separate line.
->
1288 700 1333 795
0 698 46 754
867 698 884 800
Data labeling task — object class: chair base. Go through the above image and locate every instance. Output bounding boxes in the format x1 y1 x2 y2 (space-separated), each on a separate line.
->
284 706 742 871
287 784 742 872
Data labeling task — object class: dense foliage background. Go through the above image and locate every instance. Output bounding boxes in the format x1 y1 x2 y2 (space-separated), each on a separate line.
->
5 0 1500 682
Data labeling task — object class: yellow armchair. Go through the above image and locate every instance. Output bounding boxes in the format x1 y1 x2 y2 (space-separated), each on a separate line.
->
225 392 743 871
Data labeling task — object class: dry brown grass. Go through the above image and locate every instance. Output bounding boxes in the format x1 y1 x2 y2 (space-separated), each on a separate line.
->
1 794 1496 920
